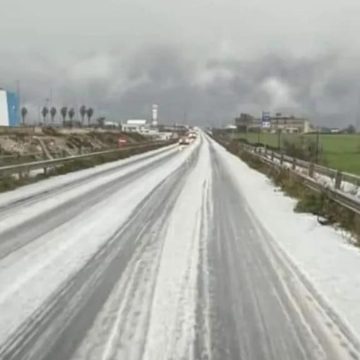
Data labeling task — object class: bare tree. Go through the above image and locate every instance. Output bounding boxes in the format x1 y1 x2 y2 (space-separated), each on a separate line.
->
21 107 28 125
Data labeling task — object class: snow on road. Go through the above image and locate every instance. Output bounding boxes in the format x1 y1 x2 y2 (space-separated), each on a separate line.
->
142 137 212 360
0 134 360 359
0 144 177 210
212 139 360 345
0 141 198 348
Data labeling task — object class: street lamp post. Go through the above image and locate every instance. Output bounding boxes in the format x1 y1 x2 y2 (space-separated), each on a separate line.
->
315 126 320 163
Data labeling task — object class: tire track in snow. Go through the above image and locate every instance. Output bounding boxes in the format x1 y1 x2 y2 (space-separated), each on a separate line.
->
0 148 178 260
0 153 194 360
0 145 176 215
141 138 211 360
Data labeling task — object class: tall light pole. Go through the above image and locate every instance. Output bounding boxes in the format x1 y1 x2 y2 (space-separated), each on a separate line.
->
315 125 320 163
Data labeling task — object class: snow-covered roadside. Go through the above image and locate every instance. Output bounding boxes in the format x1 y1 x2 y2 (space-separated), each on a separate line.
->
142 138 212 360
0 141 198 346
211 139 360 341
0 144 177 208
0 146 179 233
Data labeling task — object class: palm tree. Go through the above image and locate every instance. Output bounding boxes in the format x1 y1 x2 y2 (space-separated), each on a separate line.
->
86 107 94 125
80 105 87 126
50 107 57 123
68 108 75 122
41 106 49 124
21 107 28 125
60 106 68 126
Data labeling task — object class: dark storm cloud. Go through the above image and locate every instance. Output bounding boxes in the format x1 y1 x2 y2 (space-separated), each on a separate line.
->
1 47 360 127
1 0 360 127
108 48 360 127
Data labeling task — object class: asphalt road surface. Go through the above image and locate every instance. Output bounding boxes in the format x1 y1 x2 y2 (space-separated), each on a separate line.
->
0 134 358 360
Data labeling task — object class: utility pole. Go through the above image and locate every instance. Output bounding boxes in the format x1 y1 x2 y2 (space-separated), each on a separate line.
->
49 88 53 107
16 80 21 104
16 80 21 126
277 129 281 151
276 116 281 150
315 126 320 163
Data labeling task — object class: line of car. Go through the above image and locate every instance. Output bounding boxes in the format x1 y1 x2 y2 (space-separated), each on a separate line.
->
178 131 197 145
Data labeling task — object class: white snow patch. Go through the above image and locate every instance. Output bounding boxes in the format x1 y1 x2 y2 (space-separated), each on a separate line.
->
0 144 177 209
142 138 212 360
210 138 360 341
0 146 179 234
0 142 198 345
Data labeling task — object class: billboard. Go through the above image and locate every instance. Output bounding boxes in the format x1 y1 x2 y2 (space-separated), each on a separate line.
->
262 111 271 128
0 90 20 127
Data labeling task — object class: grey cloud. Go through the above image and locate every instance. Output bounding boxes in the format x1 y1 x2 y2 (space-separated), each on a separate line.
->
1 0 360 127
1 46 360 128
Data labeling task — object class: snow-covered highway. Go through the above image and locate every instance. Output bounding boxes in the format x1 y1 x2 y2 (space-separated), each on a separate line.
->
0 134 360 360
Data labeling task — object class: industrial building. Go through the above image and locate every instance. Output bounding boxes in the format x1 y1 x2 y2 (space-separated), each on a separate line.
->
0 89 20 127
235 113 312 134
122 119 148 133
268 114 312 133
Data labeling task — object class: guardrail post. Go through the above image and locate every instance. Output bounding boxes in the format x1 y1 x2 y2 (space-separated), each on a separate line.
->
292 157 296 170
308 163 315 178
335 171 342 190
264 146 267 156
271 151 274 161
280 154 284 165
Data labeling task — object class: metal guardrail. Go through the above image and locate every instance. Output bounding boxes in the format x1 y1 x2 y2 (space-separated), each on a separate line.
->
251 146 360 188
240 144 360 215
0 141 173 178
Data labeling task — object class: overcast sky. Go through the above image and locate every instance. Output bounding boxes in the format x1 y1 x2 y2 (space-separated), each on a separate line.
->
1 0 360 126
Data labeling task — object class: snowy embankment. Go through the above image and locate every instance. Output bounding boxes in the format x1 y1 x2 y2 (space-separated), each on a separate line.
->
0 146 178 235
212 139 360 342
0 144 177 209
0 141 197 346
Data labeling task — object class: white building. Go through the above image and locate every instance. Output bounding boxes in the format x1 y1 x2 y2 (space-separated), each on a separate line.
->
103 121 120 128
152 104 158 127
0 89 20 127
122 119 148 133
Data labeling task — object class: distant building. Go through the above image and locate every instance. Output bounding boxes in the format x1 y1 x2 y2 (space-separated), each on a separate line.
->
0 89 20 127
235 113 257 131
234 112 312 134
269 114 312 134
103 121 120 128
122 119 148 133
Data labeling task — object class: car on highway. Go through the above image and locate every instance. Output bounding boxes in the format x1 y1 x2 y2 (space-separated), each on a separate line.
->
178 137 191 145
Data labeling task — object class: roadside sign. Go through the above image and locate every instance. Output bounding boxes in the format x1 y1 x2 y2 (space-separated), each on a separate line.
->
262 111 271 128
118 137 128 147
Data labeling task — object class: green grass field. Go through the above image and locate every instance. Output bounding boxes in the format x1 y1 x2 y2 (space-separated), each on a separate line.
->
232 132 360 175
